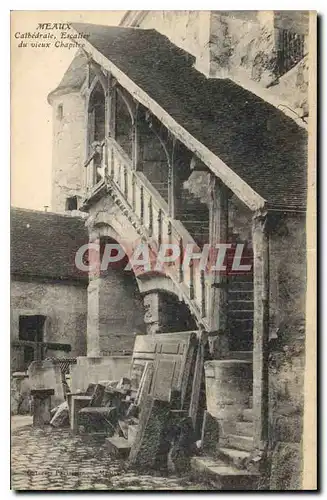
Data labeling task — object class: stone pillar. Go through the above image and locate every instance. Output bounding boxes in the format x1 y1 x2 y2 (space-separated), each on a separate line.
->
252 210 269 450
87 279 102 356
143 292 162 335
87 237 101 357
209 177 229 357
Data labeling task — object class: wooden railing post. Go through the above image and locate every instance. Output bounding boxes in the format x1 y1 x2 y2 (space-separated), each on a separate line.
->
252 209 269 450
189 259 195 300
209 177 229 334
132 172 136 210
201 269 206 318
124 165 128 198
179 237 184 282
148 197 153 236
157 209 162 246
140 185 144 225
110 146 114 178
168 220 172 247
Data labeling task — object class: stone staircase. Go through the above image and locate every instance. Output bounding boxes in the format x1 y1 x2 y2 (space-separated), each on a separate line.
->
227 231 254 352
176 185 209 248
192 402 259 489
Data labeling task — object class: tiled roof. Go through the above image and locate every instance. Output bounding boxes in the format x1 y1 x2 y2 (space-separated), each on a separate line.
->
70 23 307 210
11 208 88 282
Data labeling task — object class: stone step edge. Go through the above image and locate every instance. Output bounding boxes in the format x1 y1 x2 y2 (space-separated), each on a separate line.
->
190 456 259 482
227 434 254 452
217 447 251 469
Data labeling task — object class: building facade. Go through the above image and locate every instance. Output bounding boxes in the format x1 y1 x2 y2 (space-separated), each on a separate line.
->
11 208 88 372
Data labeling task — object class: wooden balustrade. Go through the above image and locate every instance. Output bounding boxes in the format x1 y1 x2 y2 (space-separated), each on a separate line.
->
103 137 209 323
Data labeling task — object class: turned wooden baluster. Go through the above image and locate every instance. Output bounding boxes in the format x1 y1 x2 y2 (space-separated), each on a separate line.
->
179 237 184 283
140 185 144 225
148 197 153 236
200 269 206 318
132 172 136 211
157 209 162 246
110 148 114 178
124 165 128 199
189 258 195 300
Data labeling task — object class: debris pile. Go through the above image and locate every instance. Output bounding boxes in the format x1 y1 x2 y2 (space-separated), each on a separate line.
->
35 331 207 474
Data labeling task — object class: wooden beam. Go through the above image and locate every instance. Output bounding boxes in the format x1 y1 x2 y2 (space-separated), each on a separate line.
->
252 209 269 450
107 73 116 138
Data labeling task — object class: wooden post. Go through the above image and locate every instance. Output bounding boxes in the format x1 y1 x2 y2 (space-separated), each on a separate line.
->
201 270 206 318
124 165 128 198
189 259 195 300
209 177 229 335
252 209 269 450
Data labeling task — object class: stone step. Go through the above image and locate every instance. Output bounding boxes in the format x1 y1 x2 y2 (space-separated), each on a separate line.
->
191 456 258 490
228 290 254 301
235 421 254 437
105 436 132 458
128 423 138 444
217 447 251 469
227 434 254 452
243 409 254 422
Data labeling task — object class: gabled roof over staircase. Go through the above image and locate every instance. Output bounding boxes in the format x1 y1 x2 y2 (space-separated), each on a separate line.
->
55 23 307 212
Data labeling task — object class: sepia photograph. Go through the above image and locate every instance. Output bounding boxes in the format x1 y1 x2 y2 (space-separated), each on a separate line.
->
10 9 316 491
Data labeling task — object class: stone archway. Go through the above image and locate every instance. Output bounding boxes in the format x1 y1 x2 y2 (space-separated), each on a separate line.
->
143 289 197 335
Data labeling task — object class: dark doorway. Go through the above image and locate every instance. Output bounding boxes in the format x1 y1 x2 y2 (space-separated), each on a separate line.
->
19 315 46 367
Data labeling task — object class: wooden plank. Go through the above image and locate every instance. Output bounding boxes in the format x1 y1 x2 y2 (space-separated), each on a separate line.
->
135 362 154 408
189 330 206 427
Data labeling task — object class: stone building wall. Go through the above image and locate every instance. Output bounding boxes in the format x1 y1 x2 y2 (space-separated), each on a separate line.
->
98 270 146 354
267 214 306 489
11 279 87 369
50 92 86 213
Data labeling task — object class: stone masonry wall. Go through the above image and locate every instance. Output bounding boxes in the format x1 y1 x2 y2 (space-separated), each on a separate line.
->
139 10 211 74
51 92 86 213
137 11 309 119
98 269 146 354
267 214 306 489
11 279 87 368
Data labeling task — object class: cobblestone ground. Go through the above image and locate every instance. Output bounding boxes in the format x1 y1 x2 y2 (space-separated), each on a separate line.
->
11 425 213 491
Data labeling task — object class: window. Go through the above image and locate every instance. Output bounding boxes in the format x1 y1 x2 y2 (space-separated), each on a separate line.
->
57 104 63 120
65 196 78 211
19 315 46 369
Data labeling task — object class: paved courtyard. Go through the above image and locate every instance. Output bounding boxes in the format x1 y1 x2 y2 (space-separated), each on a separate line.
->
11 421 214 491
